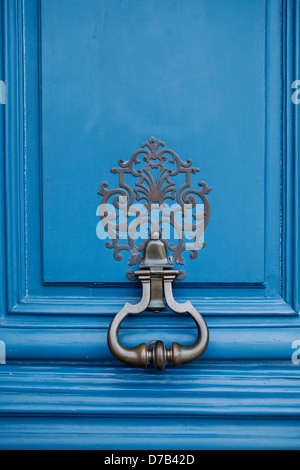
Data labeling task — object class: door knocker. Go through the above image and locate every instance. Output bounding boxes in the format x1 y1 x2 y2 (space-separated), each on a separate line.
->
98 137 211 369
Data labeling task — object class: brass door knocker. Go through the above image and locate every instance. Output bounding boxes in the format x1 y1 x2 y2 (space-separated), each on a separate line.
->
98 137 211 369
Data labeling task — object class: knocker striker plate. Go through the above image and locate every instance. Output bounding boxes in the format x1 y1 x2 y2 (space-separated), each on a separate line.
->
98 137 211 369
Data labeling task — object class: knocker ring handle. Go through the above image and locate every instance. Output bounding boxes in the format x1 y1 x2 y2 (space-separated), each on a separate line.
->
107 271 209 370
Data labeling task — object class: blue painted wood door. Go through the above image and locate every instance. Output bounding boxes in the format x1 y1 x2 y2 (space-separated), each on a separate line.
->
1 0 300 449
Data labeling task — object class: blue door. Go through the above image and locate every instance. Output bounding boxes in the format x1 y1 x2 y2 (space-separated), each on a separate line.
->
0 0 300 449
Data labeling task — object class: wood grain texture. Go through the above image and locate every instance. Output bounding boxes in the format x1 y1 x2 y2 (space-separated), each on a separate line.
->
0 0 300 450
0 362 299 449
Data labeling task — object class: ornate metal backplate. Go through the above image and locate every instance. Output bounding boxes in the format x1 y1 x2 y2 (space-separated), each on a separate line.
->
98 137 211 280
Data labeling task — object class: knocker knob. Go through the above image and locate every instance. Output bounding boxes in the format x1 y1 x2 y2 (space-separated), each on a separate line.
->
139 231 173 270
147 340 168 370
146 341 190 370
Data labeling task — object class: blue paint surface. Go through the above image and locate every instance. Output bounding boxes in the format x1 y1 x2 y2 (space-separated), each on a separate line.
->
41 0 267 283
0 362 300 450
1 0 300 450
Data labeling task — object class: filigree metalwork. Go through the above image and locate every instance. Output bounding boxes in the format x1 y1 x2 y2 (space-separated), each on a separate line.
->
98 137 211 280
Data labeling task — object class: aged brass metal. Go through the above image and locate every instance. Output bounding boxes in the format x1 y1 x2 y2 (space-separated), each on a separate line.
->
140 231 173 312
99 138 211 369
107 236 209 369
98 137 212 281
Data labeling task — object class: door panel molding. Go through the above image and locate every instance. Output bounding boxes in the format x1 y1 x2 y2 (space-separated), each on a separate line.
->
33 0 280 293
1 0 26 314
0 321 300 361
283 0 300 313
1 362 300 449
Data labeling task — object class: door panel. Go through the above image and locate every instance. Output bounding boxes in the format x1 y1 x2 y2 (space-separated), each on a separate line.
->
41 0 267 284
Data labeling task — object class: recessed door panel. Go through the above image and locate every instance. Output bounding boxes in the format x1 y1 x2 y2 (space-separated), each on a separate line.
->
41 0 266 283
